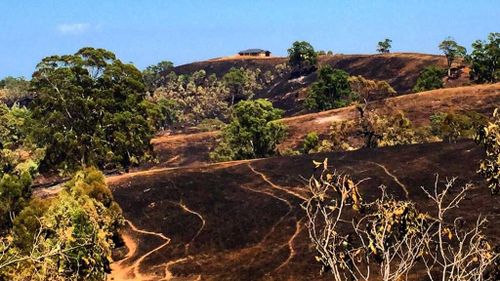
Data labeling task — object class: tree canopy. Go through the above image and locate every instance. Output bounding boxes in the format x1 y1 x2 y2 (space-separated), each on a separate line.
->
142 60 174 92
30 47 172 172
468 32 499 83
210 99 286 161
287 41 318 75
439 37 466 77
305 66 353 111
376 39 392 53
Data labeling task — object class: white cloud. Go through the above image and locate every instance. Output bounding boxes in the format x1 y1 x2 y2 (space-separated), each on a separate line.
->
57 23 91 35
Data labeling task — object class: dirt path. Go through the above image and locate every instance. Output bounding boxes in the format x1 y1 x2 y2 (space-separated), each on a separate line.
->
364 161 409 199
108 220 171 281
247 163 307 200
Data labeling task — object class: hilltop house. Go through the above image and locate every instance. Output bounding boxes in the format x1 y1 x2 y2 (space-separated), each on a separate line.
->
238 49 271 57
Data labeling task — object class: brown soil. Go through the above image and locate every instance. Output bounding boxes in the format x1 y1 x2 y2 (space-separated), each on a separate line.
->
108 140 500 280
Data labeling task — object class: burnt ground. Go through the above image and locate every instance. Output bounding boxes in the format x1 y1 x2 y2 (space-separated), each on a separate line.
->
107 140 500 281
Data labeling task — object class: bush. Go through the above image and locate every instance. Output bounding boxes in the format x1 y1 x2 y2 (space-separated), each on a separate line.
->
0 167 123 280
412 65 446 92
302 132 320 154
348 75 397 102
210 99 287 161
430 111 487 142
477 109 500 194
305 66 354 111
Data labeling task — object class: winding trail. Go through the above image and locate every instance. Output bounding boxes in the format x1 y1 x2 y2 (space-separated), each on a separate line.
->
169 200 206 254
247 164 307 200
108 220 171 281
274 218 303 272
364 161 410 199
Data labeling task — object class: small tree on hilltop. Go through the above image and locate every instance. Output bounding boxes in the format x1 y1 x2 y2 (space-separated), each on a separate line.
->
439 37 466 77
468 32 500 83
210 99 286 161
287 41 318 75
377 38 392 53
305 66 353 111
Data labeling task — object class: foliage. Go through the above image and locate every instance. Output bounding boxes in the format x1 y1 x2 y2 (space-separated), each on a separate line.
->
477 109 500 194
0 167 123 280
223 67 263 106
30 47 170 172
0 77 31 105
412 65 446 92
377 38 392 53
430 111 487 142
287 41 318 74
142 60 174 92
348 75 396 102
210 99 286 161
154 70 230 125
468 32 500 83
303 160 499 281
301 132 320 154
0 103 43 233
305 66 354 111
274 63 291 79
439 37 466 77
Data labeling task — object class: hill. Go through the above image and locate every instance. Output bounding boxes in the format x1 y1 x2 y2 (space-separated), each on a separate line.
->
151 83 500 168
106 140 500 281
172 53 458 115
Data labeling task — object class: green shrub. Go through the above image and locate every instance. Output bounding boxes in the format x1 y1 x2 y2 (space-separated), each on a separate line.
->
468 32 500 83
210 99 287 161
412 66 446 92
302 132 320 154
430 111 487 142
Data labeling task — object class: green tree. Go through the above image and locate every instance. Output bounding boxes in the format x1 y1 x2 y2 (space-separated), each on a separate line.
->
0 76 31 105
210 99 286 161
305 66 353 111
223 67 251 106
468 32 500 83
287 41 318 74
412 65 446 92
439 37 466 77
142 60 174 92
0 103 43 233
30 47 171 172
377 38 392 53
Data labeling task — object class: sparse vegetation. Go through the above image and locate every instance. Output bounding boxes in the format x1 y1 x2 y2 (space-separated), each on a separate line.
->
412 65 446 92
301 132 320 154
477 109 500 194
303 159 499 281
430 111 487 142
348 75 397 101
210 99 286 161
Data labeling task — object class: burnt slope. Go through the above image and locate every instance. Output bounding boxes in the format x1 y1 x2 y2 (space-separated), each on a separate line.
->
172 53 450 115
108 140 500 281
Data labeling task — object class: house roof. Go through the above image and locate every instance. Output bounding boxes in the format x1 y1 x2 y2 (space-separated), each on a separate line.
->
238 48 270 54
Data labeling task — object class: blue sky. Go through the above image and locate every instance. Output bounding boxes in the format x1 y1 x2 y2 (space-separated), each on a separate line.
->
0 0 498 78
